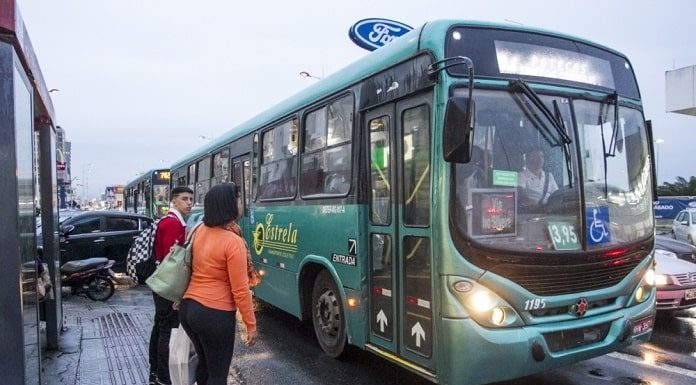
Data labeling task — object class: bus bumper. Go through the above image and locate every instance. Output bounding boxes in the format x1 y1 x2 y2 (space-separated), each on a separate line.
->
438 296 655 385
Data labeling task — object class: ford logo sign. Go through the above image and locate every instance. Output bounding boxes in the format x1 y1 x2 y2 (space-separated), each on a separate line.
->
349 18 413 51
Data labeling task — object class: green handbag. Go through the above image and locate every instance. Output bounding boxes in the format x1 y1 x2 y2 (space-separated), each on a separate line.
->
146 223 202 302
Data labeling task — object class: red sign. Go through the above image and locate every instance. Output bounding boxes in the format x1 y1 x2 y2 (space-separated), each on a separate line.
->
56 162 66 171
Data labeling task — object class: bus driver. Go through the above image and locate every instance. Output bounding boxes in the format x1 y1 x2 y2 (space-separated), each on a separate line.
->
519 149 558 209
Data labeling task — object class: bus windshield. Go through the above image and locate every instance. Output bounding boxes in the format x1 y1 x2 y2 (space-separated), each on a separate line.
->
451 88 653 253
153 183 170 216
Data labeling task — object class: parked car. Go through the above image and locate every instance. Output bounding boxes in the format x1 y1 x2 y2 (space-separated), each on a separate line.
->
36 209 85 236
654 236 696 312
58 211 153 274
671 208 696 245
655 235 696 264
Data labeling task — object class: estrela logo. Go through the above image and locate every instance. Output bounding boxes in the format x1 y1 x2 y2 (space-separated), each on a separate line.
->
252 213 298 258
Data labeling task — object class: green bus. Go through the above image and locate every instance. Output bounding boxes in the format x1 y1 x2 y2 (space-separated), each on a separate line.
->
169 20 657 385
124 169 171 219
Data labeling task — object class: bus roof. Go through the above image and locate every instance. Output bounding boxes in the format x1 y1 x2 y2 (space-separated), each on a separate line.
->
170 19 630 171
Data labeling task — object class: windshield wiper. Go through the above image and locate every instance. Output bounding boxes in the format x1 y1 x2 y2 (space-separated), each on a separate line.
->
597 91 619 197
553 100 573 187
601 92 620 157
511 79 572 145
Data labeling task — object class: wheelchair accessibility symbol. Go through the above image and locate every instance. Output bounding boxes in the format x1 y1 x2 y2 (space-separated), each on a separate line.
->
586 206 611 245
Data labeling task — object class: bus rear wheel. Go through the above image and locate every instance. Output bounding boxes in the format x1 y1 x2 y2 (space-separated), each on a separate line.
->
311 270 347 358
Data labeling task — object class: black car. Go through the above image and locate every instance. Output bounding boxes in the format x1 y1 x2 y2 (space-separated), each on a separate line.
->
655 235 696 264
58 211 154 273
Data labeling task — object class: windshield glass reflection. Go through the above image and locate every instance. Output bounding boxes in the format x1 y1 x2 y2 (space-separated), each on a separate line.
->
451 89 652 254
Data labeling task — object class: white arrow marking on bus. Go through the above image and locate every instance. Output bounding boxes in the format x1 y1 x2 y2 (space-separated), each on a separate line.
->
376 310 388 332
411 322 426 348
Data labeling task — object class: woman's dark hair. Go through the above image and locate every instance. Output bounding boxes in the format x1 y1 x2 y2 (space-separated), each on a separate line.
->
203 183 239 227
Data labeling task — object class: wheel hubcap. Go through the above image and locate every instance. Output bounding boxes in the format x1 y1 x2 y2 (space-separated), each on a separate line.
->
90 279 109 295
315 289 340 337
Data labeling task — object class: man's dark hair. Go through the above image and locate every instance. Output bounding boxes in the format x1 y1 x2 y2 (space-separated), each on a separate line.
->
203 183 239 227
171 186 193 199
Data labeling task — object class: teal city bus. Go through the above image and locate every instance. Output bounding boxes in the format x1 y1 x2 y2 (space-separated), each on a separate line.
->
124 169 171 219
169 20 657 385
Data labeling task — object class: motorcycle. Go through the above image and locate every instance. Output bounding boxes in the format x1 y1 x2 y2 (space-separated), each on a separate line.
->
61 257 116 301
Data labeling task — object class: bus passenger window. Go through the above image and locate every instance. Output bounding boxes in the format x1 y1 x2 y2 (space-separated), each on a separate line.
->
212 149 230 186
259 119 298 200
300 94 354 197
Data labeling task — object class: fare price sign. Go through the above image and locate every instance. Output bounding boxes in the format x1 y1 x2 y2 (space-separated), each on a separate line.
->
547 221 581 250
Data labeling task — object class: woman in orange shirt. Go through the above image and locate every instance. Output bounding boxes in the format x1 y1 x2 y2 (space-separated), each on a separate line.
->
179 183 257 385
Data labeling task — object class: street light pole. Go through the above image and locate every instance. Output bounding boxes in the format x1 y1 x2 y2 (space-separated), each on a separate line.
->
82 163 92 204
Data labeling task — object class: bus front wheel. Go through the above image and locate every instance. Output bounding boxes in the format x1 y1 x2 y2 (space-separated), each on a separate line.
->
311 270 347 358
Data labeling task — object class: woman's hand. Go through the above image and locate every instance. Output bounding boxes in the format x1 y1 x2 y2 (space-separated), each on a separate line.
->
245 329 258 347
172 301 180 311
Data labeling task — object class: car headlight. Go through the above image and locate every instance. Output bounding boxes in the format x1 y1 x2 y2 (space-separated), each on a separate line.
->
654 249 677 259
654 274 670 286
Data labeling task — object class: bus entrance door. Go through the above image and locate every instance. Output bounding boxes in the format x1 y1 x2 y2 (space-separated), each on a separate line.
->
232 155 251 222
365 93 435 373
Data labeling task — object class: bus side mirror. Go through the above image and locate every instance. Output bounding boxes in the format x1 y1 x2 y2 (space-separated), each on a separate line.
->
443 97 475 163
60 224 75 236
645 119 658 201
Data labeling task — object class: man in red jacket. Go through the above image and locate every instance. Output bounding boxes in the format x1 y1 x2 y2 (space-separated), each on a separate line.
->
149 186 194 385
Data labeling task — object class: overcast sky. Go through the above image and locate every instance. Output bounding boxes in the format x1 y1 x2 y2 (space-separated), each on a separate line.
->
17 0 696 200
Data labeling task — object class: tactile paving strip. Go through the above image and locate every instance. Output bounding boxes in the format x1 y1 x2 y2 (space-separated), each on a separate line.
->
77 312 152 385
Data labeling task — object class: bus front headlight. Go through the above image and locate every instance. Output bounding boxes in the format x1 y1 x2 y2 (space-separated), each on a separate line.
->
450 279 521 328
468 291 495 312
634 267 656 303
643 268 655 286
491 307 506 326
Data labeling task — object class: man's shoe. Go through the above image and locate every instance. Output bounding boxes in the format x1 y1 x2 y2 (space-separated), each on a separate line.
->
148 372 157 385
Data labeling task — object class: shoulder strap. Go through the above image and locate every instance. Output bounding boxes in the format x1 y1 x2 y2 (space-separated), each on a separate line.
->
538 171 550 205
185 222 204 246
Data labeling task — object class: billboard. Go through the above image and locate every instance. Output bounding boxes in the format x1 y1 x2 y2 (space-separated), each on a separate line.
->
654 197 696 219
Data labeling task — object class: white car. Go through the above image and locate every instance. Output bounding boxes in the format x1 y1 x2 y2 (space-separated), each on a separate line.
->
672 208 696 245
654 245 696 312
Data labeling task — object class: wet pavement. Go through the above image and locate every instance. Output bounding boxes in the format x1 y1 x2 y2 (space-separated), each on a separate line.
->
42 284 156 385
41 284 696 385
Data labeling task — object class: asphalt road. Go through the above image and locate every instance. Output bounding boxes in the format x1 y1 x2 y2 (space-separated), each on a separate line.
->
228 300 696 385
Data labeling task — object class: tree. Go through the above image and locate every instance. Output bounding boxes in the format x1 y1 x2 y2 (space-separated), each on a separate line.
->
657 176 696 196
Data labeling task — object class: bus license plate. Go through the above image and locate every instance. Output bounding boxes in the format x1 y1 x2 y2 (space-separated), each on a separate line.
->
632 316 654 336
685 288 696 300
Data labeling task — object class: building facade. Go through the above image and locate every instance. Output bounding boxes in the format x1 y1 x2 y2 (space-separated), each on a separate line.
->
0 2 61 384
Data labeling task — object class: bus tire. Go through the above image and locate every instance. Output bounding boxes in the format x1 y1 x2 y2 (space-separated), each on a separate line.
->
311 270 347 358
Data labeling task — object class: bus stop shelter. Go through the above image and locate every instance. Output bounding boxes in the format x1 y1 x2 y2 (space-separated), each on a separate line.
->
1 1 62 384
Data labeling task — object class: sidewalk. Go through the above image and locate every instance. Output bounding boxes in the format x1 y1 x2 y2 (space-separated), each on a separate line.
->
42 284 156 385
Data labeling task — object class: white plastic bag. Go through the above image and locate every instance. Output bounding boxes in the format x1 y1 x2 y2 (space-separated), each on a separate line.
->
169 327 198 385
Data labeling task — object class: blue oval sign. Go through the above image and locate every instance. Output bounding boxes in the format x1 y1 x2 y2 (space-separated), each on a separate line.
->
349 18 413 51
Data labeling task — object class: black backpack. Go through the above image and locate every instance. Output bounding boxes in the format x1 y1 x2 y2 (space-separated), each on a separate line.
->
126 218 163 283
